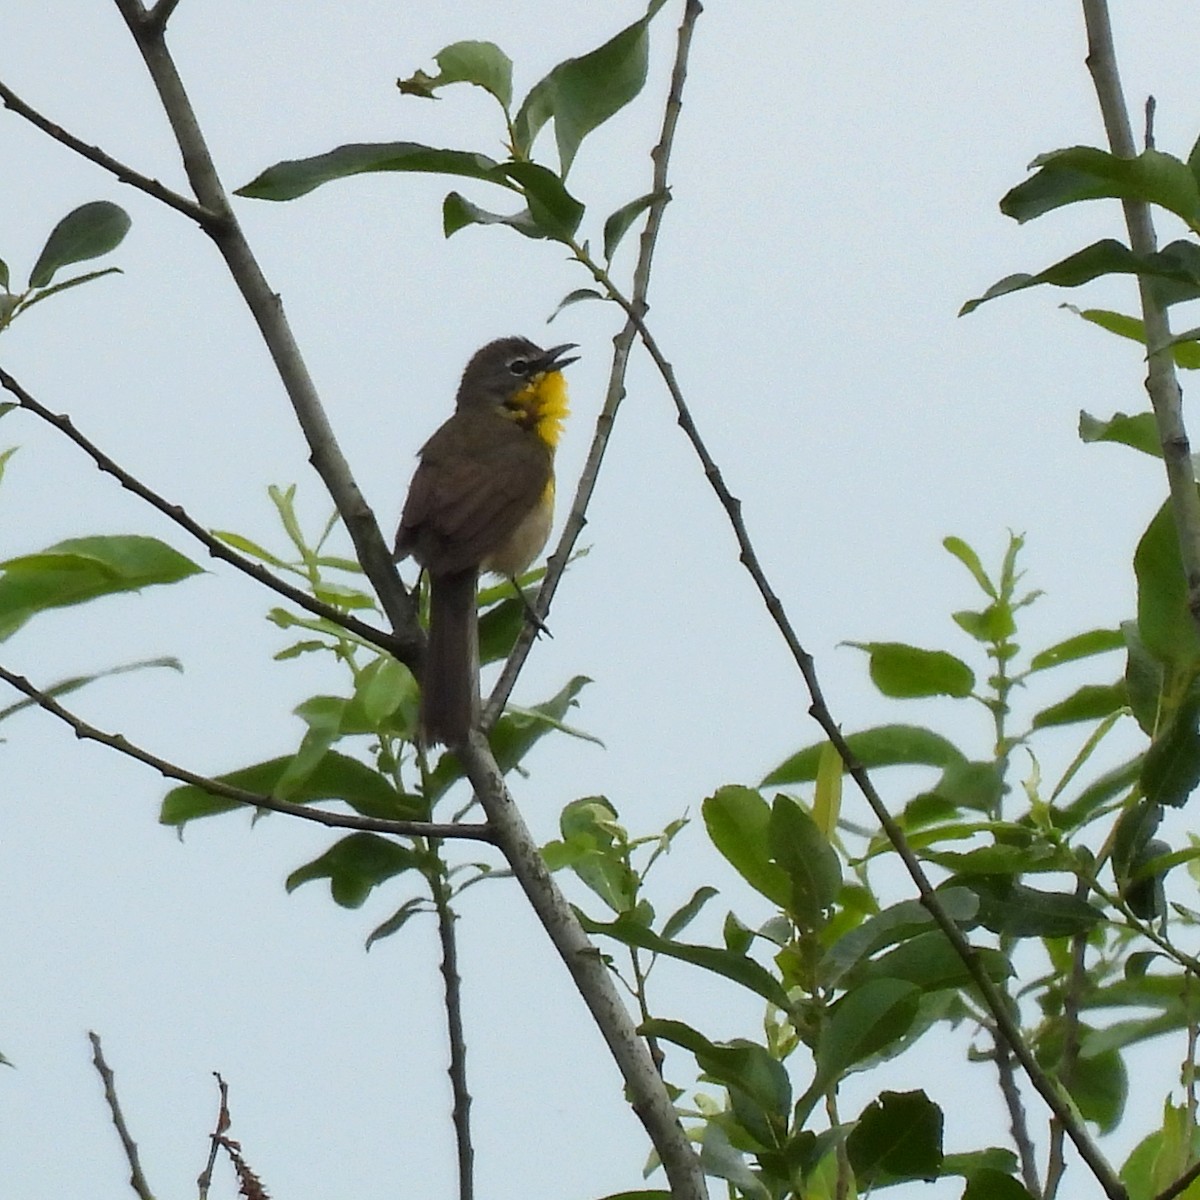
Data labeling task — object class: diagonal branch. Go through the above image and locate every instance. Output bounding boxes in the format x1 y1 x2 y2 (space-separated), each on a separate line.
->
88 1032 156 1200
0 366 411 664
109 0 421 660
1081 0 1200 632
458 732 706 1199
0 78 212 227
485 0 702 724
0 662 493 842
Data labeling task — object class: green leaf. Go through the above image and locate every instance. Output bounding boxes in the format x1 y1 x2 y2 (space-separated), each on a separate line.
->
353 655 414 727
847 642 975 699
489 674 594 772
0 656 181 726
603 190 665 260
577 914 789 1007
1038 1023 1128 1133
700 1120 770 1200
763 724 965 787
768 795 841 929
943 536 997 598
1031 681 1127 729
276 695 346 798
962 1170 1037 1200
642 1019 790 1122
1135 499 1200 672
957 877 1103 938
809 979 922 1098
1001 146 1200 227
1078 409 1162 457
847 1090 943 1187
498 161 585 240
160 750 419 826
29 201 130 289
443 192 541 239
941 1150 1019 1180
212 530 289 568
952 603 1016 644
397 41 513 109
16 267 123 317
960 238 1200 316
1142 690 1200 808
511 0 667 176
1029 627 1125 672
0 257 8 290
855 931 1011 993
661 886 718 941
821 890 980 988
702 785 789 908
0 535 201 641
1072 308 1200 368
366 897 429 950
237 143 503 201
286 832 421 908
548 286 606 322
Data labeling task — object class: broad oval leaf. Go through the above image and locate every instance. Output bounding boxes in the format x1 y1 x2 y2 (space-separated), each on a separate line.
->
512 0 667 176
763 724 965 787
1031 681 1127 729
703 785 789 908
768 795 840 929
847 642 974 699
847 1090 944 1187
1135 499 1200 672
398 40 513 110
286 832 421 908
0 535 201 641
29 201 130 289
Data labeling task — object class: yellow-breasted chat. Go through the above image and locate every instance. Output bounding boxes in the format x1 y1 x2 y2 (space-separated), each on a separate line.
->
394 337 578 746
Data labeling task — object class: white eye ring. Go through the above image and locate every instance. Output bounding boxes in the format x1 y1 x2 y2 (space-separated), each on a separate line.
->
508 357 530 375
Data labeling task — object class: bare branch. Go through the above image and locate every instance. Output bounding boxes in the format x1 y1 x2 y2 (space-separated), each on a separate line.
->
429 864 474 1200
147 0 184 35
993 1035 1043 1198
1082 0 1200 634
457 732 706 1197
88 1032 157 1200
109 0 422 659
485 0 702 724
0 78 211 227
0 367 412 665
0 663 493 842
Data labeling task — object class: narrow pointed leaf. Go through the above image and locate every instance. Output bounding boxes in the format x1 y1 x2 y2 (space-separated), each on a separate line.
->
603 190 665 260
237 143 503 201
1030 628 1125 672
443 191 541 239
943 536 996 598
1069 306 1200 368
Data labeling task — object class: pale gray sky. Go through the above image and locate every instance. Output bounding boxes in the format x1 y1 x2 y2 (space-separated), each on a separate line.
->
2 4 1198 1198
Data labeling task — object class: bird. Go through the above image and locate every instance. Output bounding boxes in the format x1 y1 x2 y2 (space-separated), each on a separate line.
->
394 336 578 746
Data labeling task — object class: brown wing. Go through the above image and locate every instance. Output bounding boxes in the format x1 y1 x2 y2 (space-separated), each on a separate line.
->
395 411 551 576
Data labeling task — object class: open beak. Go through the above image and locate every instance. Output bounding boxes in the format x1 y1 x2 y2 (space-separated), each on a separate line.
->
536 342 580 372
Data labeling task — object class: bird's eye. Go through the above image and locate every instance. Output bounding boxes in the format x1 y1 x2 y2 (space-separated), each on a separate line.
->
508 357 530 376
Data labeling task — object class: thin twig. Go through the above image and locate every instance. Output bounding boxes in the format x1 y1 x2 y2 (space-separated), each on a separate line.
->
429 859 474 1200
485 0 701 723
0 367 411 665
196 1073 230 1200
88 1032 157 1200
1081 0 1200 632
1158 1158 1200 1200
1045 912 1091 1200
110 0 421 656
458 731 706 1198
993 1034 1042 1198
0 662 493 842
0 78 211 227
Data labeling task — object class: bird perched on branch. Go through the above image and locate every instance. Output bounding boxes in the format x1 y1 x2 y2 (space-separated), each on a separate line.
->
395 336 578 746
